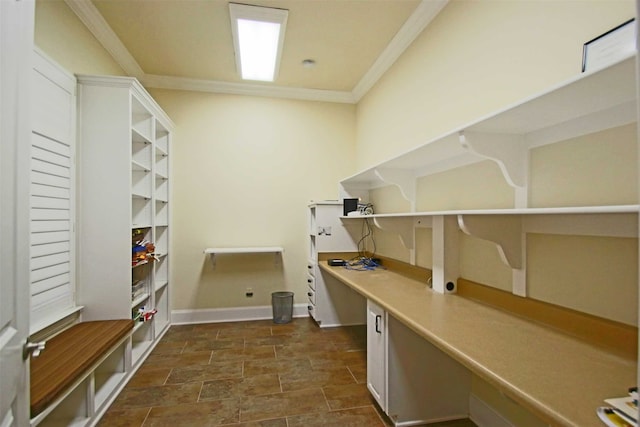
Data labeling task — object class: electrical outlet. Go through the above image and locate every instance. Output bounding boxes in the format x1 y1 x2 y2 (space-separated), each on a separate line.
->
245 287 253 297
317 226 332 236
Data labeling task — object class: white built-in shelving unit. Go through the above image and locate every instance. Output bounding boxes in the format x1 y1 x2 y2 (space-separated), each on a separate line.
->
339 55 639 296
76 75 173 365
306 201 364 326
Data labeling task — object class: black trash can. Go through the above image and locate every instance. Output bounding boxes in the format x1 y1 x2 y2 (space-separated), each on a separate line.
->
271 291 294 324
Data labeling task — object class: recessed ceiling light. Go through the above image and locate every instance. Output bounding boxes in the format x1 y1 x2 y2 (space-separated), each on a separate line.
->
229 3 288 82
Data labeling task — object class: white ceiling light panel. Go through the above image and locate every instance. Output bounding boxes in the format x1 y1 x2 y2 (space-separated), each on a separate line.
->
229 3 289 82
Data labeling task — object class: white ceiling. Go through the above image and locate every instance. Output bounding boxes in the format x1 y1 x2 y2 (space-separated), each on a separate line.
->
65 0 448 103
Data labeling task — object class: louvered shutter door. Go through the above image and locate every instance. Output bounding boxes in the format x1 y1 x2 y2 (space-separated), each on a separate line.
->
30 51 77 331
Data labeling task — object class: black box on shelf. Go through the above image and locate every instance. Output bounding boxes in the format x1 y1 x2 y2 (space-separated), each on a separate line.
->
343 198 358 216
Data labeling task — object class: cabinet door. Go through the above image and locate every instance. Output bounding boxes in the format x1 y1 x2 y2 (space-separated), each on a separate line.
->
366 299 386 410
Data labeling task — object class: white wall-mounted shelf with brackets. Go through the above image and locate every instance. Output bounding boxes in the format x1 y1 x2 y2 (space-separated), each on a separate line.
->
341 55 636 208
341 205 638 295
339 54 638 296
204 246 284 268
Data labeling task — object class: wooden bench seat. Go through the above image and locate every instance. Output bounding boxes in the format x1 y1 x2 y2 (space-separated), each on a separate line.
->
30 319 134 418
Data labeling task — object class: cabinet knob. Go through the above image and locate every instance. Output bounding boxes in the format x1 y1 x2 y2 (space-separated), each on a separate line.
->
307 279 312 283
307 305 313 311
375 315 382 334
307 292 312 297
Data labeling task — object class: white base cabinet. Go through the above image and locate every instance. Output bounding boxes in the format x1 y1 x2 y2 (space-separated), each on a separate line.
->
367 300 387 409
367 299 471 426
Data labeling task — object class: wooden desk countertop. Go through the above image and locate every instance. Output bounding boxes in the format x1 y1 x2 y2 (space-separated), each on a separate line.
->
319 262 636 427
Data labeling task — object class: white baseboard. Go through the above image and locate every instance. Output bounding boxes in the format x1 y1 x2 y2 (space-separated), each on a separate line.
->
469 394 514 427
317 321 366 328
171 303 309 325
394 416 467 427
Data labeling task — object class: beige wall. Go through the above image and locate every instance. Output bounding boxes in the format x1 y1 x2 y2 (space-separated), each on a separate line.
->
147 89 355 310
356 0 635 169
35 0 125 76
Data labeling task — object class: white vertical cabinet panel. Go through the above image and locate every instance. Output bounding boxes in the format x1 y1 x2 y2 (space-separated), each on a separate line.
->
366 299 387 411
77 80 136 322
30 50 76 332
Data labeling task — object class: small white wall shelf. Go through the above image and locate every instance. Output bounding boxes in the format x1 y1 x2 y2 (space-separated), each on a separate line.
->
204 246 284 268
341 205 639 295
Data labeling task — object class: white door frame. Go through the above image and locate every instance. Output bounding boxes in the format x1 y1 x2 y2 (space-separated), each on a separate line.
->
0 1 34 426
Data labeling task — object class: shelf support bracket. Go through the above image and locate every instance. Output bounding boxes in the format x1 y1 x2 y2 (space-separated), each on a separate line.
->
207 253 217 269
458 214 526 296
459 131 528 206
373 168 416 210
372 217 415 257
458 214 522 269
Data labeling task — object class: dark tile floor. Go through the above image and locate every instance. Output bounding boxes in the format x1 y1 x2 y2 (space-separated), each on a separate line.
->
99 317 476 427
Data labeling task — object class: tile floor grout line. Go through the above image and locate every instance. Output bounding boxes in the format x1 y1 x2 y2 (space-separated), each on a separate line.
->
162 368 171 386
138 407 152 427
319 384 332 412
346 365 358 383
195 380 204 403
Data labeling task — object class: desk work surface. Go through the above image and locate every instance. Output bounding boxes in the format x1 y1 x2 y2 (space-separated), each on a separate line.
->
319 262 636 427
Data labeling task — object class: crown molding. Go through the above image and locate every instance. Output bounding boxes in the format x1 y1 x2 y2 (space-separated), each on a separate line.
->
351 0 449 102
77 74 174 126
141 74 356 104
66 0 447 104
64 0 144 78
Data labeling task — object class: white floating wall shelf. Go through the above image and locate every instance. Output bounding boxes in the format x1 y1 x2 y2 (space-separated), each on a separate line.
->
204 246 284 268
